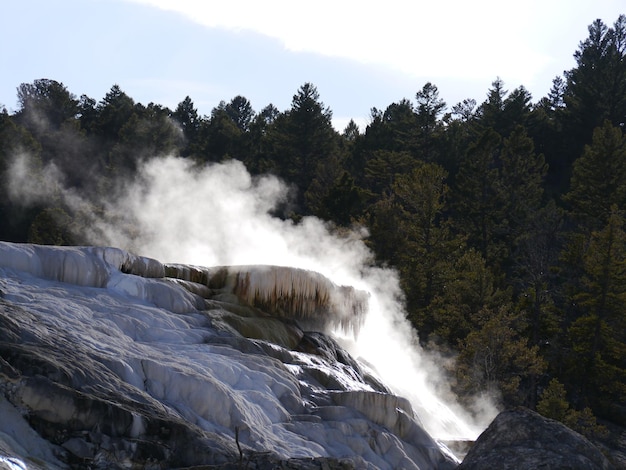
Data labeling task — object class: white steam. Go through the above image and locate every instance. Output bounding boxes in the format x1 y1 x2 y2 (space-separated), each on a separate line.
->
7 153 65 205
8 153 497 440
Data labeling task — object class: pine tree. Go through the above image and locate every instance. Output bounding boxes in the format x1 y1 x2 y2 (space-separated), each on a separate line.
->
363 150 416 197
501 86 533 135
499 125 548 242
16 79 79 131
565 120 626 230
565 16 626 139
455 303 546 407
95 84 135 141
428 248 510 346
264 83 339 211
452 128 506 265
536 378 608 438
363 193 405 267
537 378 570 422
224 95 255 132
392 163 463 333
478 78 507 132
415 82 446 162
359 100 419 154
566 207 626 412
342 119 361 142
513 201 563 347
197 103 243 162
172 96 200 156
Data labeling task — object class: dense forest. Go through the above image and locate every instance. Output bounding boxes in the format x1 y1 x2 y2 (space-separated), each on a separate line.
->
1 16 626 439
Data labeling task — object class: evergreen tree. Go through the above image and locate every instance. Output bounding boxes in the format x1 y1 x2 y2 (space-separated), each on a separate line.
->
455 303 546 407
14 79 98 189
197 103 243 162
565 120 626 230
358 100 419 155
27 207 76 245
558 120 626 352
245 103 280 174
536 378 607 439
537 378 571 422
77 94 98 134
391 163 463 333
305 166 364 226
477 78 507 132
451 98 478 122
224 95 255 132
342 119 360 142
16 79 79 131
439 98 479 180
172 96 200 156
264 83 338 212
257 103 280 126
564 16 626 141
512 203 563 408
476 79 532 137
499 125 548 268
363 150 416 197
349 104 417 187
501 86 533 136
111 102 183 168
452 128 506 265
531 77 568 195
427 248 509 346
513 201 563 347
565 207 626 414
363 193 405 267
415 82 446 162
557 14 626 187
546 76 566 112
95 84 135 141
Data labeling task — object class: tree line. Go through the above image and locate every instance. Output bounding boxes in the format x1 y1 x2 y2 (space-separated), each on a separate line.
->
1 15 625 437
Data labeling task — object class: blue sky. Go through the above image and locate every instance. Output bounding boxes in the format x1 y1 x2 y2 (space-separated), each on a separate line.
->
1 0 624 130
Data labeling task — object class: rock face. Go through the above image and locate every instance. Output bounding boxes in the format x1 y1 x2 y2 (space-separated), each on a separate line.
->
458 407 614 470
0 242 458 470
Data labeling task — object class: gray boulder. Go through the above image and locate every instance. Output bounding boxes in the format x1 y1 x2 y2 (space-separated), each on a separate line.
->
459 407 614 470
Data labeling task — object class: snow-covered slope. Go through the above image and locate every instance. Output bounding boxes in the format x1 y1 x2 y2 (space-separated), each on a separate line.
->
0 241 458 469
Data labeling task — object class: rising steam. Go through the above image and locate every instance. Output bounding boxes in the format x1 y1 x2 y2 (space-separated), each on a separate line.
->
7 152 498 440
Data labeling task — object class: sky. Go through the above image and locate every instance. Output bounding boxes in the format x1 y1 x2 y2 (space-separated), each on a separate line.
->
1 0 624 131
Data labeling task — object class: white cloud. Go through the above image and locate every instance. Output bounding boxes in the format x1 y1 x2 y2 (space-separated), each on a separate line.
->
126 0 552 84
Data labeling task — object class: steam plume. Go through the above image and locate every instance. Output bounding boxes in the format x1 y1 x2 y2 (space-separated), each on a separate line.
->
7 152 498 440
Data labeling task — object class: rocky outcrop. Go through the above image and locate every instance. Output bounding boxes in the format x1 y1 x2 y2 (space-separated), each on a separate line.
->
458 407 614 470
0 242 458 469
